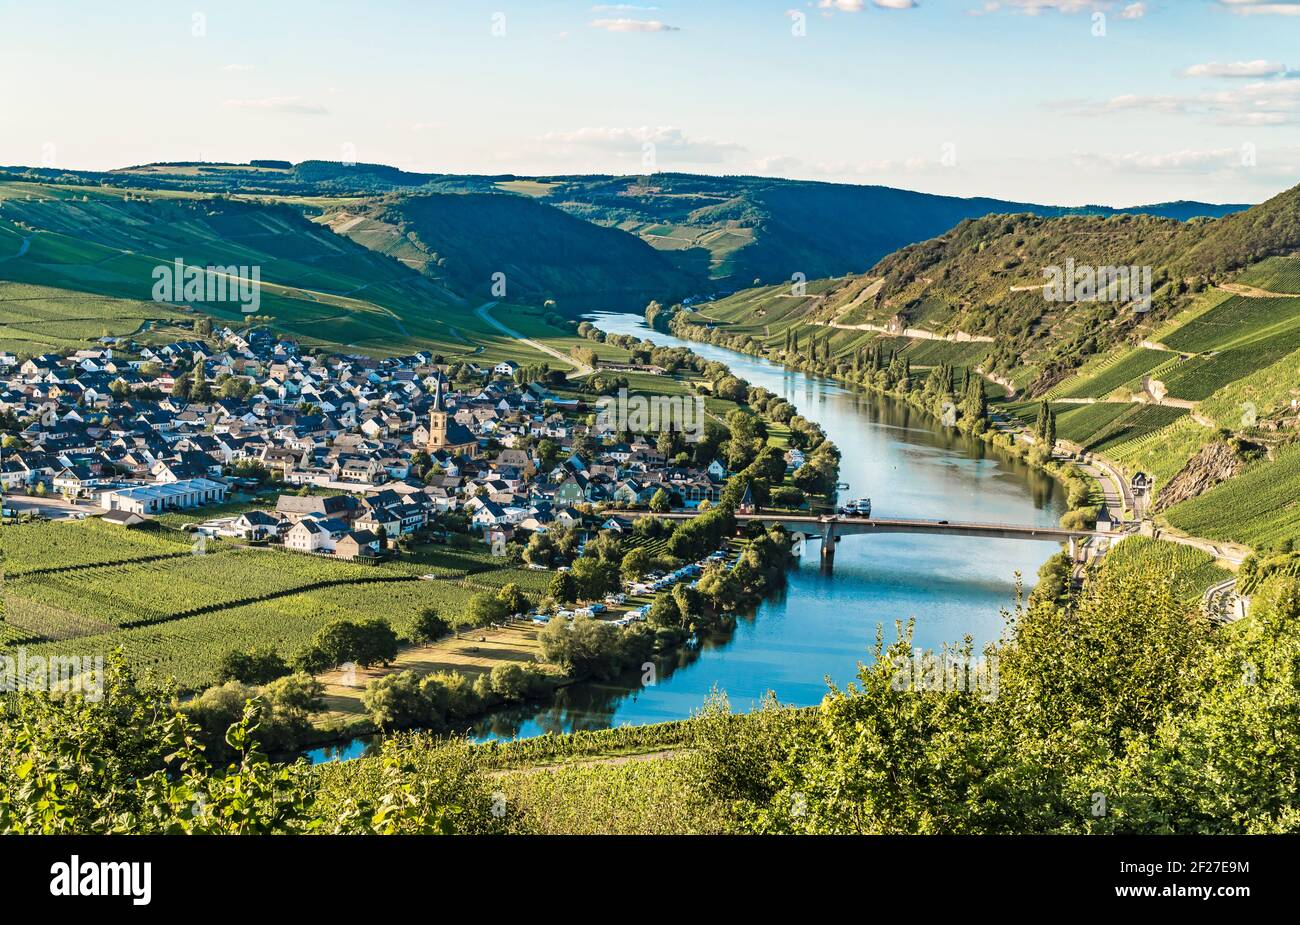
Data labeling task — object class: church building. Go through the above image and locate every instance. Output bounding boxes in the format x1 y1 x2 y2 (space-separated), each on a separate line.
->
426 376 481 457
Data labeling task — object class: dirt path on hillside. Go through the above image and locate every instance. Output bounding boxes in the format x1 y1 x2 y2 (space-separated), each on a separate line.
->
835 277 884 314
332 214 367 234
811 320 995 343
1217 282 1295 299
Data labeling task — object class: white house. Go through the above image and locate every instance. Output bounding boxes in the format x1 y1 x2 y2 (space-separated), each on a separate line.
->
284 516 350 553
471 499 508 529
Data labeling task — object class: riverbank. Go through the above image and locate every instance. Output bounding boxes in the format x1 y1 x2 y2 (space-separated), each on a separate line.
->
665 308 1100 527
300 524 797 761
308 312 1071 761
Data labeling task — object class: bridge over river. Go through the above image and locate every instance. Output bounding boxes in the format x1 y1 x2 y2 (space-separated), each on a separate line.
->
622 510 1119 569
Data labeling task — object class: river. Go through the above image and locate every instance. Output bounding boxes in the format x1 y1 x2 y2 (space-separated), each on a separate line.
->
307 312 1065 762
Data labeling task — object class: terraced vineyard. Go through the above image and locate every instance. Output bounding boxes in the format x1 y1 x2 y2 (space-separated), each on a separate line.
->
1161 335 1300 401
1161 295 1300 354
1236 256 1300 294
0 281 188 354
8 577 481 692
0 518 547 689
1 546 438 637
1164 443 1300 550
895 338 992 368
468 566 554 595
0 519 194 575
1106 417 1212 501
1047 347 1172 400
998 398 1190 456
1099 536 1230 602
1198 344 1300 429
0 621 43 646
1085 405 1190 454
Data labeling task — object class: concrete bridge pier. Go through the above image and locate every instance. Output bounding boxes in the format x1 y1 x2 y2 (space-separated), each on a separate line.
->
820 521 837 571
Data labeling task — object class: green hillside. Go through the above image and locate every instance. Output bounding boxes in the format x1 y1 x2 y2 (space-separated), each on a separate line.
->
0 179 567 362
320 192 694 312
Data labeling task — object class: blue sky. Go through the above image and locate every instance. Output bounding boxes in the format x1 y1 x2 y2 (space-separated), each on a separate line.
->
2 0 1299 205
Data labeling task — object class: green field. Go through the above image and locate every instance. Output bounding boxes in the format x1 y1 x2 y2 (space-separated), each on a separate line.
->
9 577 481 692
0 281 189 353
2 544 436 634
491 304 633 365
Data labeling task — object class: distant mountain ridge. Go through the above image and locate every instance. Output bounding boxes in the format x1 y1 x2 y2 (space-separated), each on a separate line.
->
0 161 1251 300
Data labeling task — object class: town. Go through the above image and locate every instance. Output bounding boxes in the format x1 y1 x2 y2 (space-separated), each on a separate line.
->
0 324 816 556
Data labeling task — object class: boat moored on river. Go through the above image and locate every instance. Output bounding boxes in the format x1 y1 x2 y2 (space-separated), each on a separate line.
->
838 498 872 517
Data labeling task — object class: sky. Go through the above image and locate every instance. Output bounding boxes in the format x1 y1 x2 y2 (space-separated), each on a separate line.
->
2 0 1300 206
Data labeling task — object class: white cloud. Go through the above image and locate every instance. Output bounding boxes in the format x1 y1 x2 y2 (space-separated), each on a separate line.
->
816 0 918 10
1218 1 1300 15
1073 147 1247 172
590 4 660 10
540 126 743 163
981 0 1102 13
588 17 680 31
1183 59 1290 78
752 152 954 178
1071 144 1300 178
971 0 1146 14
220 64 256 72
223 97 328 115
1057 78 1300 125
